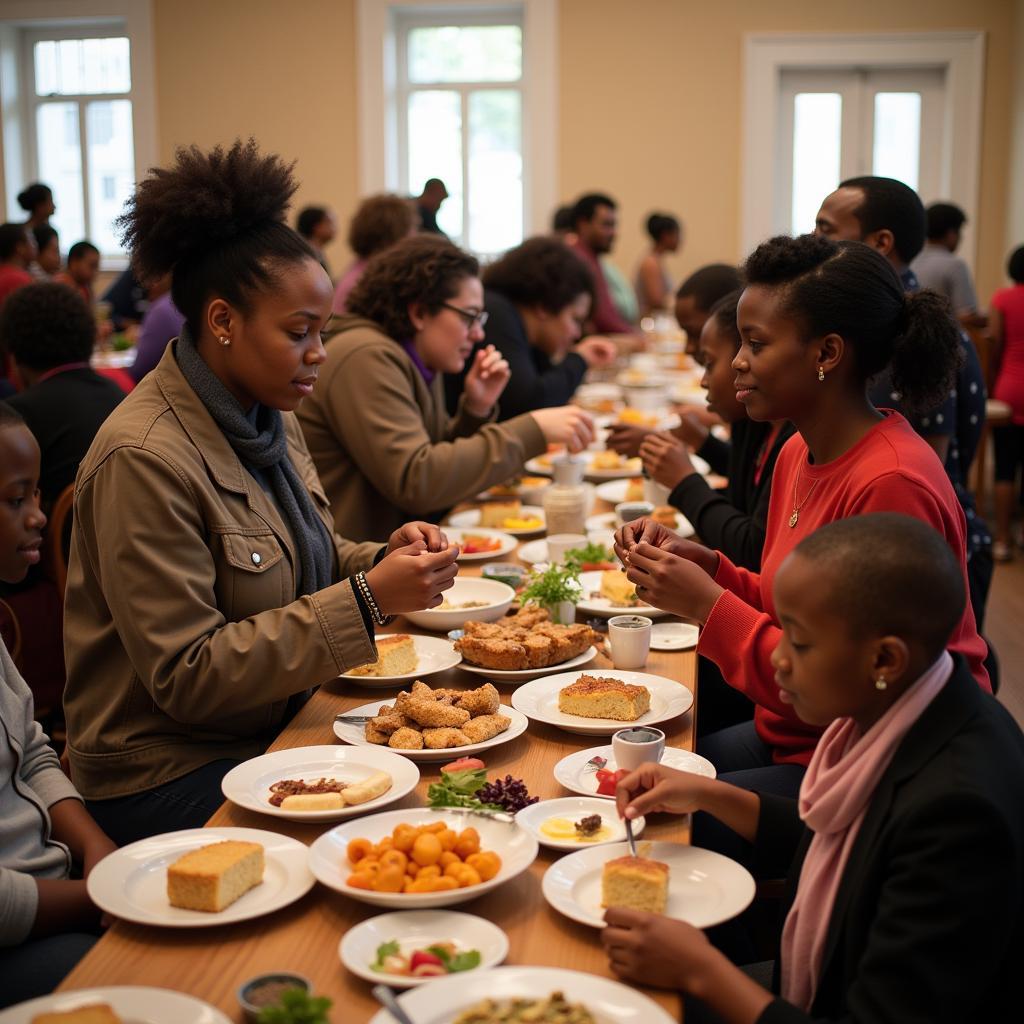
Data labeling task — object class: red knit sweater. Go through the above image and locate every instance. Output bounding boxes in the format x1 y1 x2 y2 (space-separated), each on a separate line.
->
698 412 991 766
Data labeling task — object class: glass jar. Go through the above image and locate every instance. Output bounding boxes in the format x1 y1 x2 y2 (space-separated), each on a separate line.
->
543 455 589 536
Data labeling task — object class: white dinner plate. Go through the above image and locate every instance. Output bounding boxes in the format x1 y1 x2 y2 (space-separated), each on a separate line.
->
220 745 420 822
515 797 646 850
402 578 516 632
524 454 644 481
585 511 695 540
341 634 462 687
456 645 598 683
517 532 617 568
366 965 678 1024
448 506 546 536
511 669 693 736
308 807 538 909
444 527 519 561
650 622 700 650
86 827 314 928
595 461 710 505
339 909 509 988
333 699 530 761
542 841 755 929
554 744 716 799
575 570 677 619
0 987 231 1024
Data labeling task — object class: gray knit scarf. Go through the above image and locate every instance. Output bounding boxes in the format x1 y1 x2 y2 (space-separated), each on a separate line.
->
175 327 334 597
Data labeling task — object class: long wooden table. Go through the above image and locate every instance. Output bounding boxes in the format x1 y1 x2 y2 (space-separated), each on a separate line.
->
61 546 697 1022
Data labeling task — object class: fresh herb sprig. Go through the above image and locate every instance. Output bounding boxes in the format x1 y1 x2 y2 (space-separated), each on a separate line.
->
564 541 616 571
256 989 332 1024
519 562 582 607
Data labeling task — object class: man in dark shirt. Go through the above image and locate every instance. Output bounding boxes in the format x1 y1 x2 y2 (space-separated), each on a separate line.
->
415 178 449 238
1 282 124 507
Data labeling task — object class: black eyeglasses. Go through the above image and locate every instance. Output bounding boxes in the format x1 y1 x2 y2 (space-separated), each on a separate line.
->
442 302 488 329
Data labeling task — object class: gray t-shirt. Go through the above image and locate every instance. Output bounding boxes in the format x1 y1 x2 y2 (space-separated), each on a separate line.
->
911 243 979 315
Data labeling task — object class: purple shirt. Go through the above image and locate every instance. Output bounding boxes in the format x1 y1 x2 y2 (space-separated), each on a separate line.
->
130 293 186 383
400 339 435 384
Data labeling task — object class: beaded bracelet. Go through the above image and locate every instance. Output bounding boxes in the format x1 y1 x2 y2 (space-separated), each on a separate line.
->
354 571 394 627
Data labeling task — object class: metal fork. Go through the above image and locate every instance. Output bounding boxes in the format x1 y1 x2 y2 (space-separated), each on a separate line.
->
372 985 416 1024
624 814 639 858
431 806 515 824
333 713 375 725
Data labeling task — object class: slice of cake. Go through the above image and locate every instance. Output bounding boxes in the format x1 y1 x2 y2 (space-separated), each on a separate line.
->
601 854 669 913
480 500 521 527
600 570 639 607
651 506 677 528
558 675 651 721
347 634 417 677
167 840 264 912
31 1009 123 1024
624 477 644 502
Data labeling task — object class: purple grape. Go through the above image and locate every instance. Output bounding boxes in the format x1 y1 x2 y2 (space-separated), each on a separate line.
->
474 775 539 814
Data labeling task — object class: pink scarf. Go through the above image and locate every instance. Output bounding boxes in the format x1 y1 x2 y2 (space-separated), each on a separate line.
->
780 651 953 1011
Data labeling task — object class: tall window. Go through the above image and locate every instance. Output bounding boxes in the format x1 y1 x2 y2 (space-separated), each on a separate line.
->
26 27 136 256
396 11 524 256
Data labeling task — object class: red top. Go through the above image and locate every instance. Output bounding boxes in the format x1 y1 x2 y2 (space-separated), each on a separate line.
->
0 265 32 306
570 240 635 335
991 284 1024 424
698 412 991 766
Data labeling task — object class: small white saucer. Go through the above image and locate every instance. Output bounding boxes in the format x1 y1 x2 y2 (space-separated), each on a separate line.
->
650 622 699 650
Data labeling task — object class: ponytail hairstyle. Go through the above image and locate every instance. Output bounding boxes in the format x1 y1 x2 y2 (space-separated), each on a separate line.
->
742 235 961 414
116 138 317 334
645 212 680 244
706 289 742 353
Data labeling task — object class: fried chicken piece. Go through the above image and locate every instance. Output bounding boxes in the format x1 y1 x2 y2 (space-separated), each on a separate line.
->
523 634 555 667
456 683 500 716
364 722 389 744
461 713 511 743
410 680 435 700
422 727 472 749
401 697 471 728
369 712 411 736
454 636 529 670
388 726 425 750
508 605 550 628
461 620 512 640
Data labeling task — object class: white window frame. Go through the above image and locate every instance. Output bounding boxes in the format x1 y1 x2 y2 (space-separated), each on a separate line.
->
0 0 157 269
742 31 985 270
357 0 558 247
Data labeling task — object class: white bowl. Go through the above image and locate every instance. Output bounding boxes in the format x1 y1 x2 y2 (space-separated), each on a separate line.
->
403 578 516 632
307 807 539 909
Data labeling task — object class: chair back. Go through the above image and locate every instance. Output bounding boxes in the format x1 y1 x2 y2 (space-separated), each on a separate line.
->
43 483 75 596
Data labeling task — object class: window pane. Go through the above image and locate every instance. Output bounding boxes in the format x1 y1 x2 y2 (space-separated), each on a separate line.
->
34 37 131 96
409 25 521 83
87 100 134 255
36 102 85 244
873 92 921 191
791 93 842 235
408 91 463 241
468 90 522 254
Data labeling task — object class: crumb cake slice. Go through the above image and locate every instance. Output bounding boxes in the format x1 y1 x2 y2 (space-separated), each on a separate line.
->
347 633 417 677
601 854 669 913
166 839 264 912
558 674 651 720
479 500 521 527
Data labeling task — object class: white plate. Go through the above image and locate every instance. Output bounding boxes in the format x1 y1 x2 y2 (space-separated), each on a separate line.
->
585 511 694 539
0 987 231 1024
333 699 530 761
524 455 644 481
342 634 462 686
457 645 598 683
86 827 314 928
511 670 693 736
448 506 546 536
543 841 755 929
403 578 516 632
444 527 519 562
554 744 716 799
308 808 538 909
517 532 617 567
367 965 677 1024
515 797 646 850
220 745 420 822
650 622 699 650
575 570 677 619
595 461 709 504
339 909 508 988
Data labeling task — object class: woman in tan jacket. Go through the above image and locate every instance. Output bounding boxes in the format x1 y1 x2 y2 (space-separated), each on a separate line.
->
297 235 596 542
62 141 458 846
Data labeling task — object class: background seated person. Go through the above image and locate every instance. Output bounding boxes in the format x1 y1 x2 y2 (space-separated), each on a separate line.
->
53 241 99 306
635 211 681 318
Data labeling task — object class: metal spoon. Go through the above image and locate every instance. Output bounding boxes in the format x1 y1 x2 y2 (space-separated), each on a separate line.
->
372 984 416 1024
624 814 639 859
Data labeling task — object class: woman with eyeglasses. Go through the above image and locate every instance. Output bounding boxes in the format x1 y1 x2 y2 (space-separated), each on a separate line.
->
298 234 595 542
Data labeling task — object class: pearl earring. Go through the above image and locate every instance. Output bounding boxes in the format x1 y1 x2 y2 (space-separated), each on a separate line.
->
875 677 887 691
218 337 231 347
817 366 825 382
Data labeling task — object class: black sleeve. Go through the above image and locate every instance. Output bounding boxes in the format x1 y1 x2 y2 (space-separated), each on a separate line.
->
695 433 732 477
751 791 806 879
669 474 767 570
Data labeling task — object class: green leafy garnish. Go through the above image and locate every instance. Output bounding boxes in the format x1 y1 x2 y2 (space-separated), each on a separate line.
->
564 541 616 570
256 989 332 1024
519 562 582 607
374 939 400 968
427 768 502 812
426 944 482 972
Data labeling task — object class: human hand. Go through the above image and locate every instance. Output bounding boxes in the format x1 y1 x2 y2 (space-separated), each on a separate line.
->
673 411 711 449
387 521 450 555
613 518 717 572
602 908 715 991
531 406 596 453
463 344 511 417
621 541 724 622
575 337 618 368
614 762 711 820
363 544 459 614
606 423 652 457
640 431 695 489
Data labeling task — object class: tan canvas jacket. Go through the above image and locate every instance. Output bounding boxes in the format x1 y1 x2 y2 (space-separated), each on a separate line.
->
63 343 382 798
296 316 547 542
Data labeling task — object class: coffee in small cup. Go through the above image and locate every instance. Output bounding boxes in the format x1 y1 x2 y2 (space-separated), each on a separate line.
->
612 725 666 771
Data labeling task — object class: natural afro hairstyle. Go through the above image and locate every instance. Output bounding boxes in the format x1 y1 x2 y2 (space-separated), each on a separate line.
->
742 234 961 415
482 236 594 314
347 194 417 260
792 512 965 660
117 138 317 333
346 234 478 341
645 212 680 244
0 282 96 370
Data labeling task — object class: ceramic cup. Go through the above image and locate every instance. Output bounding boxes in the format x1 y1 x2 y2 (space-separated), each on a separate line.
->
614 501 655 527
612 725 666 771
546 533 588 565
642 477 671 507
607 613 653 669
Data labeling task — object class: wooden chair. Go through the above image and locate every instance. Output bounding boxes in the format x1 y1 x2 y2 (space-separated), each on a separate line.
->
965 328 1012 511
42 483 75 597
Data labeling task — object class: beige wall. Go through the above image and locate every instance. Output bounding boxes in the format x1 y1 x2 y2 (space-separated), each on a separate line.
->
558 0 1016 303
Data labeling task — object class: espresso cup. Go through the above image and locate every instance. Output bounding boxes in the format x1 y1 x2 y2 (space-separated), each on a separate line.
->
612 726 666 771
607 613 653 669
615 501 654 527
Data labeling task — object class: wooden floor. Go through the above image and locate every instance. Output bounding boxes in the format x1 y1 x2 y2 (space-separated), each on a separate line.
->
988 555 1024 728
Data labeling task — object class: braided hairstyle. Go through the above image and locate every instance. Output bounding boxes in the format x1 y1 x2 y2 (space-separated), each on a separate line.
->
742 235 961 414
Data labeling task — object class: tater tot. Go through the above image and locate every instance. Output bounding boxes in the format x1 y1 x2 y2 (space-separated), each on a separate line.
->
380 849 407 873
438 828 458 852
454 827 480 859
347 837 372 864
347 872 375 889
393 824 417 852
417 864 441 880
411 832 443 866
456 865 482 888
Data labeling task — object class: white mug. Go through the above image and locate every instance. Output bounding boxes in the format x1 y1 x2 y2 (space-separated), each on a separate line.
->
546 533 588 565
612 726 666 771
642 477 671 507
607 613 653 669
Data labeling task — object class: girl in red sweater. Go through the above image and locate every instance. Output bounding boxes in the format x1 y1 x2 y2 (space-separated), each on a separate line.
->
615 235 990 804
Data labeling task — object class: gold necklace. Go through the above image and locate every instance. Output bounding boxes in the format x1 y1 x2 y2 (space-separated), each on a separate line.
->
788 466 820 528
